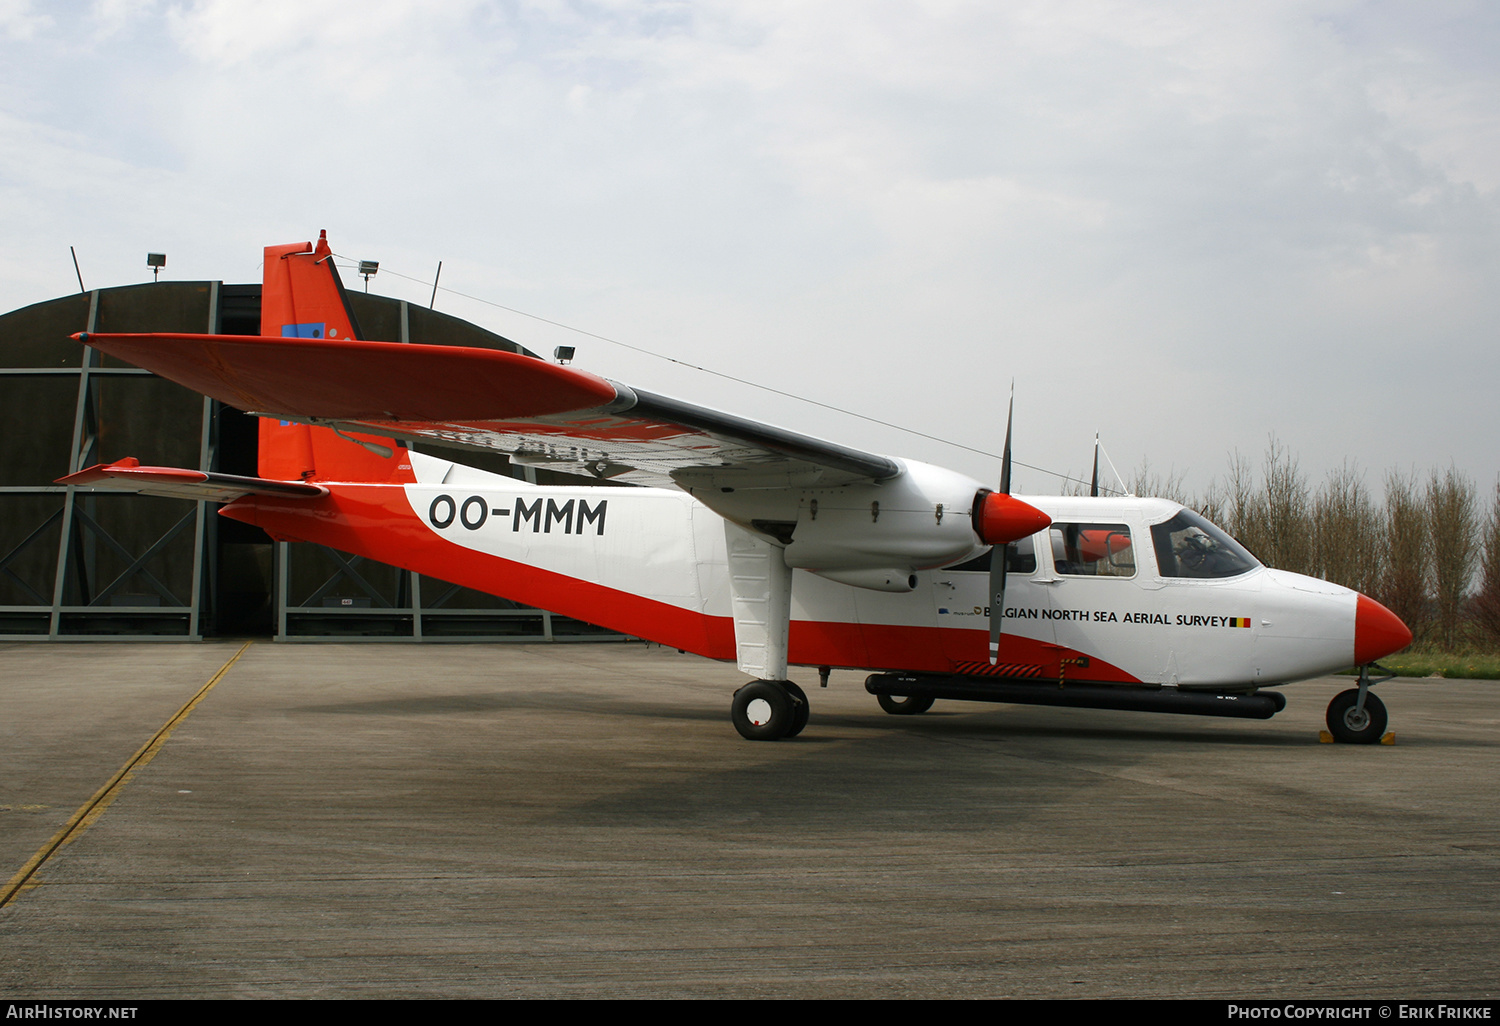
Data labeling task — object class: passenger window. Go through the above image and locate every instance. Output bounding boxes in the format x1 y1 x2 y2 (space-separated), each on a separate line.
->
1049 523 1135 578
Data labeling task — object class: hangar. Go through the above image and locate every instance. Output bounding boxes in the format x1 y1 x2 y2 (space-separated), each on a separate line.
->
0 279 621 642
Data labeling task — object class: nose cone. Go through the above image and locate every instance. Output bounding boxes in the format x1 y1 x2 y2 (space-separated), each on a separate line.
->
975 492 1052 546
1354 594 1412 665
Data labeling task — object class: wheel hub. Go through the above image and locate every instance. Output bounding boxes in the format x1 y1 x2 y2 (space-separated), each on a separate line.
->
746 698 773 727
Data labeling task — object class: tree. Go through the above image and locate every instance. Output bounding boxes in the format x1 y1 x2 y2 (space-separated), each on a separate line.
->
1428 468 1479 649
1262 437 1314 576
1222 450 1268 562
1382 470 1429 644
1469 486 1500 646
1314 462 1382 595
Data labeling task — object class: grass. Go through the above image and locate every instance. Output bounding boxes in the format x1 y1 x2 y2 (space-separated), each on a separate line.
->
1344 648 1500 680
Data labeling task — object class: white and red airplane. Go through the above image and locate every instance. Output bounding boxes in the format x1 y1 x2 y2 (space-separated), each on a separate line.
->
60 232 1412 744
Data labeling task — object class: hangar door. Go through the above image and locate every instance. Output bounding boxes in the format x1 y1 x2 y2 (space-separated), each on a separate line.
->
0 281 623 643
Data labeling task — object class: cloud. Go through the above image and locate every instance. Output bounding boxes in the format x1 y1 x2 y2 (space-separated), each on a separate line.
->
1 1 1497 495
0 0 50 40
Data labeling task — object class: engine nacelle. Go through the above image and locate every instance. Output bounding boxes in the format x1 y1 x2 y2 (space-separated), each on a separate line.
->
777 460 1048 573
695 459 1053 575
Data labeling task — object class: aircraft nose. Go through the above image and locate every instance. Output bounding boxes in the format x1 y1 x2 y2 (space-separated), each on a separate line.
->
1354 594 1412 665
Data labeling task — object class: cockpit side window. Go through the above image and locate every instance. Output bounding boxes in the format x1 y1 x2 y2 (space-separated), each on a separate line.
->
1150 509 1260 579
1049 523 1135 578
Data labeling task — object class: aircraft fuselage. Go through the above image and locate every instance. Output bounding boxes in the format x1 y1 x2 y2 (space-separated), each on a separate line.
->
221 451 1397 694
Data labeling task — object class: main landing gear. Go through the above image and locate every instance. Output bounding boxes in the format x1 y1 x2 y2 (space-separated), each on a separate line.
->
731 680 809 741
1325 664 1394 744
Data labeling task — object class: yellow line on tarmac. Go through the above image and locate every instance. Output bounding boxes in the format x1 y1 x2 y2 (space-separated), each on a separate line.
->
0 639 253 908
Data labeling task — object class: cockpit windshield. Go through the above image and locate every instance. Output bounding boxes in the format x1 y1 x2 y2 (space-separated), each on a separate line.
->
1150 509 1260 579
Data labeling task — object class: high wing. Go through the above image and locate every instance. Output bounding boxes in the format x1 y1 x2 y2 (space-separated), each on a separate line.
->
71 331 899 490
57 457 329 502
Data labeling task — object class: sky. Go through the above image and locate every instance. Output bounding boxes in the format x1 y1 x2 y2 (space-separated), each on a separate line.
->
3 0 1497 501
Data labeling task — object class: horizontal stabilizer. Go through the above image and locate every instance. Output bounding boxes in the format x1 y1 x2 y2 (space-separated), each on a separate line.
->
57 458 328 502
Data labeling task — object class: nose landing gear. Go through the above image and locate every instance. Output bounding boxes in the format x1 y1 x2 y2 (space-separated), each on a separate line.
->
1325 664 1395 744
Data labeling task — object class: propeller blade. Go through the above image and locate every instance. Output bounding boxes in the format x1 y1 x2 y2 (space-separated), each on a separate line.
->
989 543 1009 664
998 391 1014 496
1091 434 1099 498
991 387 1015 665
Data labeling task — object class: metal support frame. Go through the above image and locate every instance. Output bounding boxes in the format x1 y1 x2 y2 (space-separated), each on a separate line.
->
0 509 63 605
272 540 616 643
66 505 194 605
45 292 100 637
0 286 219 640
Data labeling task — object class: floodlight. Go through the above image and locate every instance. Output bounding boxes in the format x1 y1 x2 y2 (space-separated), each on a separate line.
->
554 346 576 365
147 252 166 282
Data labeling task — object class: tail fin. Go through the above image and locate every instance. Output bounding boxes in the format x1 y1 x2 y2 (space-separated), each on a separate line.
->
256 231 414 484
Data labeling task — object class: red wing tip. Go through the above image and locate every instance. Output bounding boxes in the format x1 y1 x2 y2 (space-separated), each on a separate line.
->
55 457 140 483
57 460 209 486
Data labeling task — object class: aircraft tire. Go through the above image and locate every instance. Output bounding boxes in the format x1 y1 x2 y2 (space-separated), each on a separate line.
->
1326 688 1387 744
781 680 810 738
876 692 935 715
732 681 795 741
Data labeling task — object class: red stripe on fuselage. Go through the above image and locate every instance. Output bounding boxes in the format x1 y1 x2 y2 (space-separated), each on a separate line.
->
219 484 1140 682
221 484 737 659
